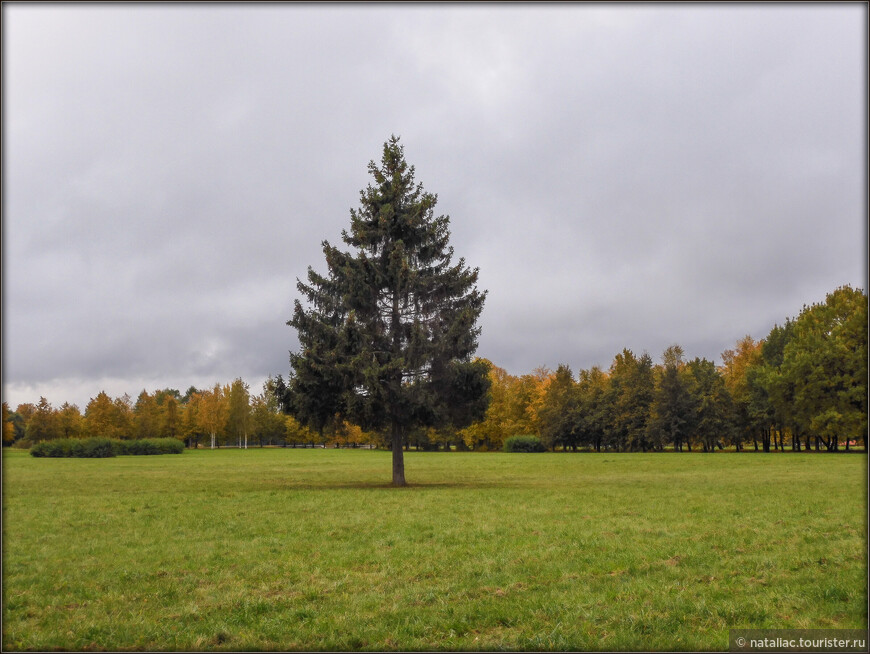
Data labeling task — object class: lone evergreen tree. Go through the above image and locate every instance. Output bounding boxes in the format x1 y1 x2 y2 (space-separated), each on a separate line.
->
287 136 490 485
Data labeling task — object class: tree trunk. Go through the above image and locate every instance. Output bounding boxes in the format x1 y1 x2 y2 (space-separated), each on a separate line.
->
391 420 406 486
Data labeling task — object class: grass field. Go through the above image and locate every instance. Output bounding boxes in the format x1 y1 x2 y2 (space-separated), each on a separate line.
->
2 448 867 651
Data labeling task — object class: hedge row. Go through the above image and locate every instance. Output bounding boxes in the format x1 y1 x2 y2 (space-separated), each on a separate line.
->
30 437 184 458
114 438 185 455
503 435 547 453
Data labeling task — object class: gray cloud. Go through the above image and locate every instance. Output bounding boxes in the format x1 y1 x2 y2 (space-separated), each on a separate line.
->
3 4 866 409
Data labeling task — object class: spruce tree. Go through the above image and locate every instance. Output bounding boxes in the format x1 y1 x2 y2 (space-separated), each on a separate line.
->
287 136 489 485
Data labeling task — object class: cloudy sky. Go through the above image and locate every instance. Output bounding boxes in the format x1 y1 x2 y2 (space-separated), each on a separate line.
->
3 3 866 410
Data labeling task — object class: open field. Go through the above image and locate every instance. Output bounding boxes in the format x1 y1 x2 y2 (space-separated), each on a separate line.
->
2 448 867 651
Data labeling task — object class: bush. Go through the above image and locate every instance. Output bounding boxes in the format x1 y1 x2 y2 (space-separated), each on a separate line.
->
30 437 184 458
30 438 116 458
503 435 547 453
114 438 185 456
79 438 117 458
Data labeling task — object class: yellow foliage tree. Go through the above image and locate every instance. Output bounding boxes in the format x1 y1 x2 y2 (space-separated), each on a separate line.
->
161 395 181 441
181 392 204 448
134 390 161 439
57 402 84 439
459 362 553 450
285 414 319 447
84 392 132 440
198 384 227 449
3 402 16 444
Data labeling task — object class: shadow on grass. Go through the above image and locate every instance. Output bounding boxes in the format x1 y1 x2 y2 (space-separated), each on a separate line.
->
259 479 526 491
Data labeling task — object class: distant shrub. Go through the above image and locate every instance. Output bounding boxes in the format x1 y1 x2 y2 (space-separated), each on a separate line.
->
30 438 116 458
79 438 117 458
503 435 547 453
114 438 185 456
30 437 183 458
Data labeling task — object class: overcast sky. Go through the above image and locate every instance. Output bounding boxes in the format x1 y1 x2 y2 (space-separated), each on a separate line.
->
3 3 867 410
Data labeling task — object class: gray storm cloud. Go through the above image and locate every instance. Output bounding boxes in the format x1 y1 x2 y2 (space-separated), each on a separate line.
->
3 4 866 409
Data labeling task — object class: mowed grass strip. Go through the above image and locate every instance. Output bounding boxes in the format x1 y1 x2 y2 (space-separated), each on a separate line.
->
2 448 866 651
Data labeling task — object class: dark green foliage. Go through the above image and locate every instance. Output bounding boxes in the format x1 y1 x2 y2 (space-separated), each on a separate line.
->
575 366 610 452
607 349 656 452
648 345 693 452
503 435 546 452
80 438 118 458
780 286 867 449
756 319 797 450
685 358 735 452
538 365 581 451
30 437 184 458
288 136 489 484
30 438 116 458
114 438 185 455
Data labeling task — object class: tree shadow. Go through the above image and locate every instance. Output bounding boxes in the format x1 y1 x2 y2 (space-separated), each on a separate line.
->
260 479 517 491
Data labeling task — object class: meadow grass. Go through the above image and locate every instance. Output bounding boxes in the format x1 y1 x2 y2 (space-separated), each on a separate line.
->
2 448 867 651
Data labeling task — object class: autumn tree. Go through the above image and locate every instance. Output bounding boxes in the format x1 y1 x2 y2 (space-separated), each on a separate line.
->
685 358 734 452
288 136 489 485
538 364 581 451
648 345 693 451
154 389 182 440
114 394 135 439
181 392 205 449
25 397 59 443
226 378 252 449
198 384 227 449
753 320 796 451
57 402 84 440
251 380 287 447
781 285 868 450
409 426 455 451
134 390 161 439
3 402 18 445
608 350 655 452
721 336 765 451
575 366 610 451
11 403 35 443
84 392 128 439
456 361 551 451
84 392 115 439
182 386 200 404
285 414 319 448
514 367 554 439
459 361 514 451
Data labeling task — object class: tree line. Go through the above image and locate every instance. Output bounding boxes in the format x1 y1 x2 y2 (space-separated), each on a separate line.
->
5 284 865 454
455 284 866 453
2 379 339 450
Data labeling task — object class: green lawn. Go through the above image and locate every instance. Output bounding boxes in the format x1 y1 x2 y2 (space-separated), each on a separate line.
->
2 448 867 651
